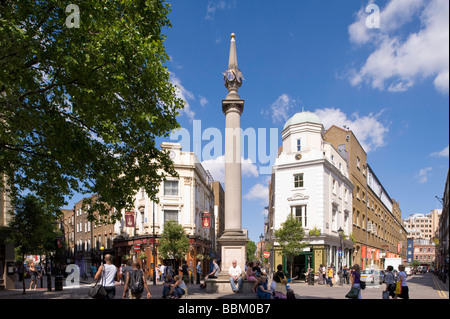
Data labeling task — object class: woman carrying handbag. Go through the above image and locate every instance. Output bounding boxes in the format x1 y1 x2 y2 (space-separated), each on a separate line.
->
346 264 362 299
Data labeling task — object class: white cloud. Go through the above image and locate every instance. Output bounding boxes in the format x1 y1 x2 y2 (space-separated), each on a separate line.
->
205 0 237 20
261 94 298 124
201 155 259 184
416 167 432 183
244 183 269 202
431 146 449 157
199 95 209 107
315 107 389 153
170 72 195 121
348 0 449 94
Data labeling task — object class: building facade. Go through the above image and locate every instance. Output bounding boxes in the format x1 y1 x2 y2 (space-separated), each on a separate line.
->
324 125 407 270
113 142 216 278
438 170 449 273
0 174 14 290
413 239 436 266
403 210 442 241
269 112 354 278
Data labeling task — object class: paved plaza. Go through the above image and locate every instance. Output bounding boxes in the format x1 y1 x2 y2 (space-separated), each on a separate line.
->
0 272 447 300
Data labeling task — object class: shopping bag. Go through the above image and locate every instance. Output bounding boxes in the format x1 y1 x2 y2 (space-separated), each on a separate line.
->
395 281 402 295
88 281 106 299
345 287 359 299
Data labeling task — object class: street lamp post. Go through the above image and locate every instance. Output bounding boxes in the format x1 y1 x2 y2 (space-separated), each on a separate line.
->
152 200 156 285
259 234 264 265
338 227 344 286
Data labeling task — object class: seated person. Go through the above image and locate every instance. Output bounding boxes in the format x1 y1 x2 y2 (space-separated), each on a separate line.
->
256 275 271 299
228 260 243 293
169 275 188 299
161 274 175 298
200 259 220 289
251 261 263 293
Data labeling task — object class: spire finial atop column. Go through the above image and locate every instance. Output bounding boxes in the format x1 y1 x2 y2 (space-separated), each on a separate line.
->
224 33 243 100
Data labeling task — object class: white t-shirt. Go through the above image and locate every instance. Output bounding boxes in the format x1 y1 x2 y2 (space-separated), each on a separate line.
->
102 264 117 287
229 265 242 278
398 271 407 287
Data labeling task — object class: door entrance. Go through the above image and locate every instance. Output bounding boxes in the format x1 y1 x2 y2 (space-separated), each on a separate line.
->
293 253 313 280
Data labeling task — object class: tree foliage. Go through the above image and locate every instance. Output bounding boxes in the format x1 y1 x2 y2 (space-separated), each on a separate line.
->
0 0 184 222
158 220 189 263
246 240 257 261
274 212 307 278
7 194 61 258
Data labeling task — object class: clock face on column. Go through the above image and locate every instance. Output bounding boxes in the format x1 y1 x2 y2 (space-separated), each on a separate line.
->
295 153 302 160
225 70 235 81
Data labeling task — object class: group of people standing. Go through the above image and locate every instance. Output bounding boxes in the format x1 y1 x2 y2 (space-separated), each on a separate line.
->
347 263 409 299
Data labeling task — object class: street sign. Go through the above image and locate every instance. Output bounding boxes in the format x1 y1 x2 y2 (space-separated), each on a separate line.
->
133 244 140 252
263 251 270 258
338 250 343 257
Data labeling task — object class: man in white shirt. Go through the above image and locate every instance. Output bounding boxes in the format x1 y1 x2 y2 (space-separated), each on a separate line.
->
228 260 243 293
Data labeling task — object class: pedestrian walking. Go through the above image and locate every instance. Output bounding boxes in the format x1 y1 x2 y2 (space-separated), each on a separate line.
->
350 264 362 299
343 266 350 284
384 265 396 299
179 260 189 284
228 259 243 293
122 261 151 299
394 264 409 299
196 261 202 285
160 262 166 282
327 265 334 287
28 263 41 291
94 254 119 299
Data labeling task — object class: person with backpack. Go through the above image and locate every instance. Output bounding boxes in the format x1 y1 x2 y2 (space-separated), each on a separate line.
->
122 261 151 299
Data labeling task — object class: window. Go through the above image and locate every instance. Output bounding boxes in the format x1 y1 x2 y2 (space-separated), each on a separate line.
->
356 157 360 169
164 210 178 223
294 174 304 188
164 180 179 196
293 205 307 227
297 139 301 152
332 206 337 231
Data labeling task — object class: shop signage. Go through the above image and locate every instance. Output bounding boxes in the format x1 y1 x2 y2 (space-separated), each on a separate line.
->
125 211 135 227
202 211 211 228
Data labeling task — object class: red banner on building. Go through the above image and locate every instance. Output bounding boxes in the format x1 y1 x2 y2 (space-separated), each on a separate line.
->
202 212 211 228
125 211 135 227
361 246 367 258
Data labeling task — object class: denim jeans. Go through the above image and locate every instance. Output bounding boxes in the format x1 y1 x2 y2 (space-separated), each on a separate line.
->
229 276 243 292
173 287 186 298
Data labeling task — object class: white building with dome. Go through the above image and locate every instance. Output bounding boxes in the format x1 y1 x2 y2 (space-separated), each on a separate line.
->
269 111 354 277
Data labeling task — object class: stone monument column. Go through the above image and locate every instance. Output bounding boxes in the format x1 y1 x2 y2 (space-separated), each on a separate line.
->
217 33 249 277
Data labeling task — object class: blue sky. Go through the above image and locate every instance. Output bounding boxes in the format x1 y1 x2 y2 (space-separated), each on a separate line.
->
66 0 449 245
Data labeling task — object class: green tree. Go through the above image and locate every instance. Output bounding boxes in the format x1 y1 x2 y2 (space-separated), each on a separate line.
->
158 220 189 267
7 194 61 294
0 0 183 222
246 241 257 262
274 213 307 279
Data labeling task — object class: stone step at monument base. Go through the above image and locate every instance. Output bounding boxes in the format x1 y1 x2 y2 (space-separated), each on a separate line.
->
205 277 257 294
